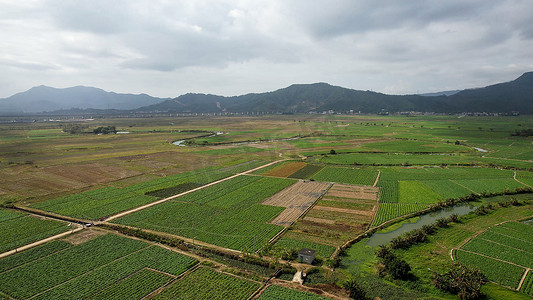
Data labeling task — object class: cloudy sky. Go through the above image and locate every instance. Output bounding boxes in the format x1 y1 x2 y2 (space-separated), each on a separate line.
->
1 0 532 98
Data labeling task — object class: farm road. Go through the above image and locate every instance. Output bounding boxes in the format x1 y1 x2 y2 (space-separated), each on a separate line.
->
0 224 83 259
104 160 285 222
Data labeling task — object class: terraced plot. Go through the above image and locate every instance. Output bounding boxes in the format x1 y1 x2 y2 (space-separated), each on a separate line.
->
281 183 379 251
263 180 331 226
455 221 533 290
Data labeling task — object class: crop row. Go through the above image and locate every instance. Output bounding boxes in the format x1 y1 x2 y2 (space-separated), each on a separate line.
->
258 285 328 299
462 238 533 268
113 176 295 251
379 167 515 182
86 268 173 300
320 153 482 166
0 210 70 253
372 203 428 226
30 162 266 220
476 231 533 253
377 180 398 203
520 271 533 296
455 249 525 289
287 164 324 179
0 234 197 299
417 180 473 199
454 178 526 194
32 188 158 220
398 180 440 204
312 167 379 185
0 240 71 273
154 267 260 300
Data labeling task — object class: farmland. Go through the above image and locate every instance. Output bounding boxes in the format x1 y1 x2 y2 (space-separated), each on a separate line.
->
0 208 70 253
112 175 295 251
455 221 533 289
1 114 532 299
153 266 260 300
0 233 197 299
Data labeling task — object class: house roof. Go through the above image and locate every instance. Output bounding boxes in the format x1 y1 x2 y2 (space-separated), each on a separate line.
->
298 248 316 256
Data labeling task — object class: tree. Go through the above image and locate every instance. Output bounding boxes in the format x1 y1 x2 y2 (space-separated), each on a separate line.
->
329 149 336 155
343 278 368 300
433 263 486 299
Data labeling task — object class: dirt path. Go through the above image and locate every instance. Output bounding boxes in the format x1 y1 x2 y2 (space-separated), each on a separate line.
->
514 171 532 188
0 224 83 259
104 160 285 222
373 170 381 187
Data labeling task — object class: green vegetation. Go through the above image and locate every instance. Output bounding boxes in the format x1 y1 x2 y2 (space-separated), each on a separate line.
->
0 234 197 299
154 267 260 300
273 237 336 258
113 176 294 251
258 285 328 299
455 221 533 289
372 203 428 226
312 166 378 185
287 164 324 179
2 114 533 299
0 209 69 252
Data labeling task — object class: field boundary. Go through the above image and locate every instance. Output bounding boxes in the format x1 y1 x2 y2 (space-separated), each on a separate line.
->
518 268 531 291
514 171 533 188
0 224 83 260
104 160 285 222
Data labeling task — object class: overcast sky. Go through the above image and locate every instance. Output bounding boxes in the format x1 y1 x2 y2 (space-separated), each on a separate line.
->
1 0 532 98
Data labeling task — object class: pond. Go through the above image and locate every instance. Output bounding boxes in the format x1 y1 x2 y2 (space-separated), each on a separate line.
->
366 204 477 247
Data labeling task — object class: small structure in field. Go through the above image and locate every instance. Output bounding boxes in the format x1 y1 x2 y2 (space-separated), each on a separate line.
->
298 248 316 264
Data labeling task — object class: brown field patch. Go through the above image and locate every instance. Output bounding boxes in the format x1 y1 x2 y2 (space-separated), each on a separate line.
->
303 216 336 225
263 180 331 226
326 183 379 200
313 205 374 217
63 229 105 245
261 161 306 178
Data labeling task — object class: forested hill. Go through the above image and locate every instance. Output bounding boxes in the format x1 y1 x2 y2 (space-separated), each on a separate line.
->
1 72 532 114
139 72 533 114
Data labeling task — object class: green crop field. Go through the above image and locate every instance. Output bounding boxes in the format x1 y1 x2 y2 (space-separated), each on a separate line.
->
520 271 533 296
372 203 428 226
154 267 260 300
113 176 295 251
456 221 533 290
0 209 70 253
2 114 533 299
287 164 324 179
30 162 266 220
312 166 378 185
258 285 328 299
0 233 197 299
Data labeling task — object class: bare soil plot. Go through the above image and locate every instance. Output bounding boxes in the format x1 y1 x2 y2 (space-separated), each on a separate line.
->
63 229 106 245
263 181 331 226
283 183 380 247
312 205 374 217
261 161 307 178
325 183 379 200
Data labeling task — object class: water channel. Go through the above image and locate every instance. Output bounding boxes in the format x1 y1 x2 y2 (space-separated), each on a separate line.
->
366 204 477 247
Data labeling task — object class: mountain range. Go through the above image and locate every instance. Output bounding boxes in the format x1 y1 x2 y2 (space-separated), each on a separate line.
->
1 72 532 115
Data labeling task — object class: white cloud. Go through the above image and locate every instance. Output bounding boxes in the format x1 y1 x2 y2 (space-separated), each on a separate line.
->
0 0 532 98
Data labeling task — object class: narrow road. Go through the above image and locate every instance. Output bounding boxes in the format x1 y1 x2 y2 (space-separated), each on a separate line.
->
104 160 284 222
0 224 83 259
